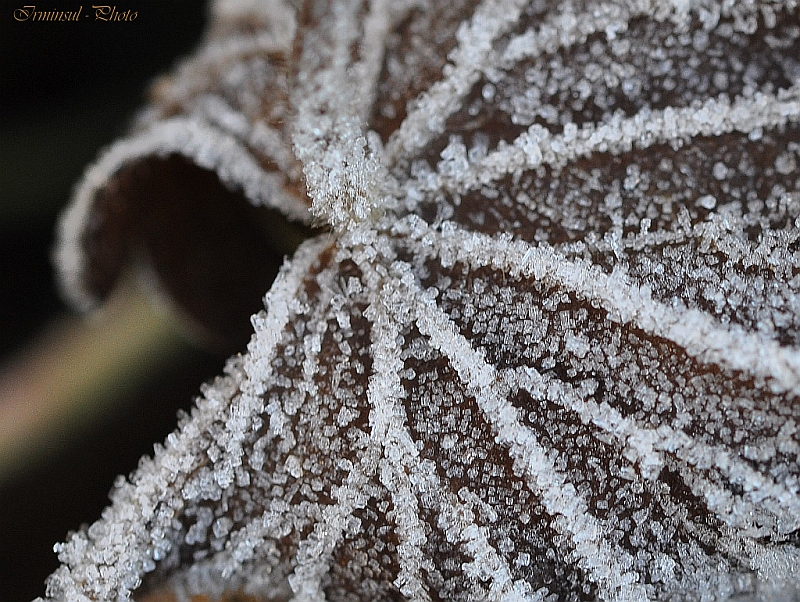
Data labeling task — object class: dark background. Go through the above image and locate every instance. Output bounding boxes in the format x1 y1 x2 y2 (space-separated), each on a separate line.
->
0 3 223 600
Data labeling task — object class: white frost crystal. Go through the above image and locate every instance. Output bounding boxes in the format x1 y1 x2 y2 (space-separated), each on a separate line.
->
46 0 800 600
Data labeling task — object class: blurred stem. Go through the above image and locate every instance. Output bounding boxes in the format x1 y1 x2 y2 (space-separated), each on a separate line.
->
0 279 189 486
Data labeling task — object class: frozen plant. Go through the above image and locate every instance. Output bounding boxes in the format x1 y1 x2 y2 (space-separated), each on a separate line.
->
43 0 800 600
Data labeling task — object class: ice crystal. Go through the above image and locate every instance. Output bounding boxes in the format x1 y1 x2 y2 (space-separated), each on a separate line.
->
45 0 800 600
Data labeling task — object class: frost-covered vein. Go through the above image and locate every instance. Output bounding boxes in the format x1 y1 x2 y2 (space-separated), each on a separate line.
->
368 273 538 601
296 268 343 406
249 249 339 599
408 458 539 602
190 94 299 182
496 0 791 69
503 366 800 537
288 496 372 599
284 272 375 602
297 0 366 102
288 452 378 602
162 502 317 600
384 0 528 166
364 283 432 601
155 32 295 107
509 175 800 280
397 218 800 395
349 0 401 121
409 85 800 195
291 0 391 230
392 261 649 602
367 260 489 600
245 237 334 394
499 0 675 70
577 217 800 274
210 244 334 583
44 238 332 602
215 504 309 579
362 247 537 600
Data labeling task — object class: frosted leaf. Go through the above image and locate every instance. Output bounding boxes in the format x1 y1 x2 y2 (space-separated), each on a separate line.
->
45 0 800 601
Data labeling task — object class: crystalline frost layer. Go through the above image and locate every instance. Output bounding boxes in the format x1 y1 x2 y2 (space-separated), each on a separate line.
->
44 0 800 600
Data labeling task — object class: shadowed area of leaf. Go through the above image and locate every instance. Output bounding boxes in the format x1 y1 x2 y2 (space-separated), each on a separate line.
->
77 155 316 349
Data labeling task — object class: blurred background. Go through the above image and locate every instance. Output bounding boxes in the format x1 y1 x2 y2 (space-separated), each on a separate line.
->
0 3 231 600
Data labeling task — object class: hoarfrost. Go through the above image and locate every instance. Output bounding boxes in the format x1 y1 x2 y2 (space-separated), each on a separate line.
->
45 0 800 600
